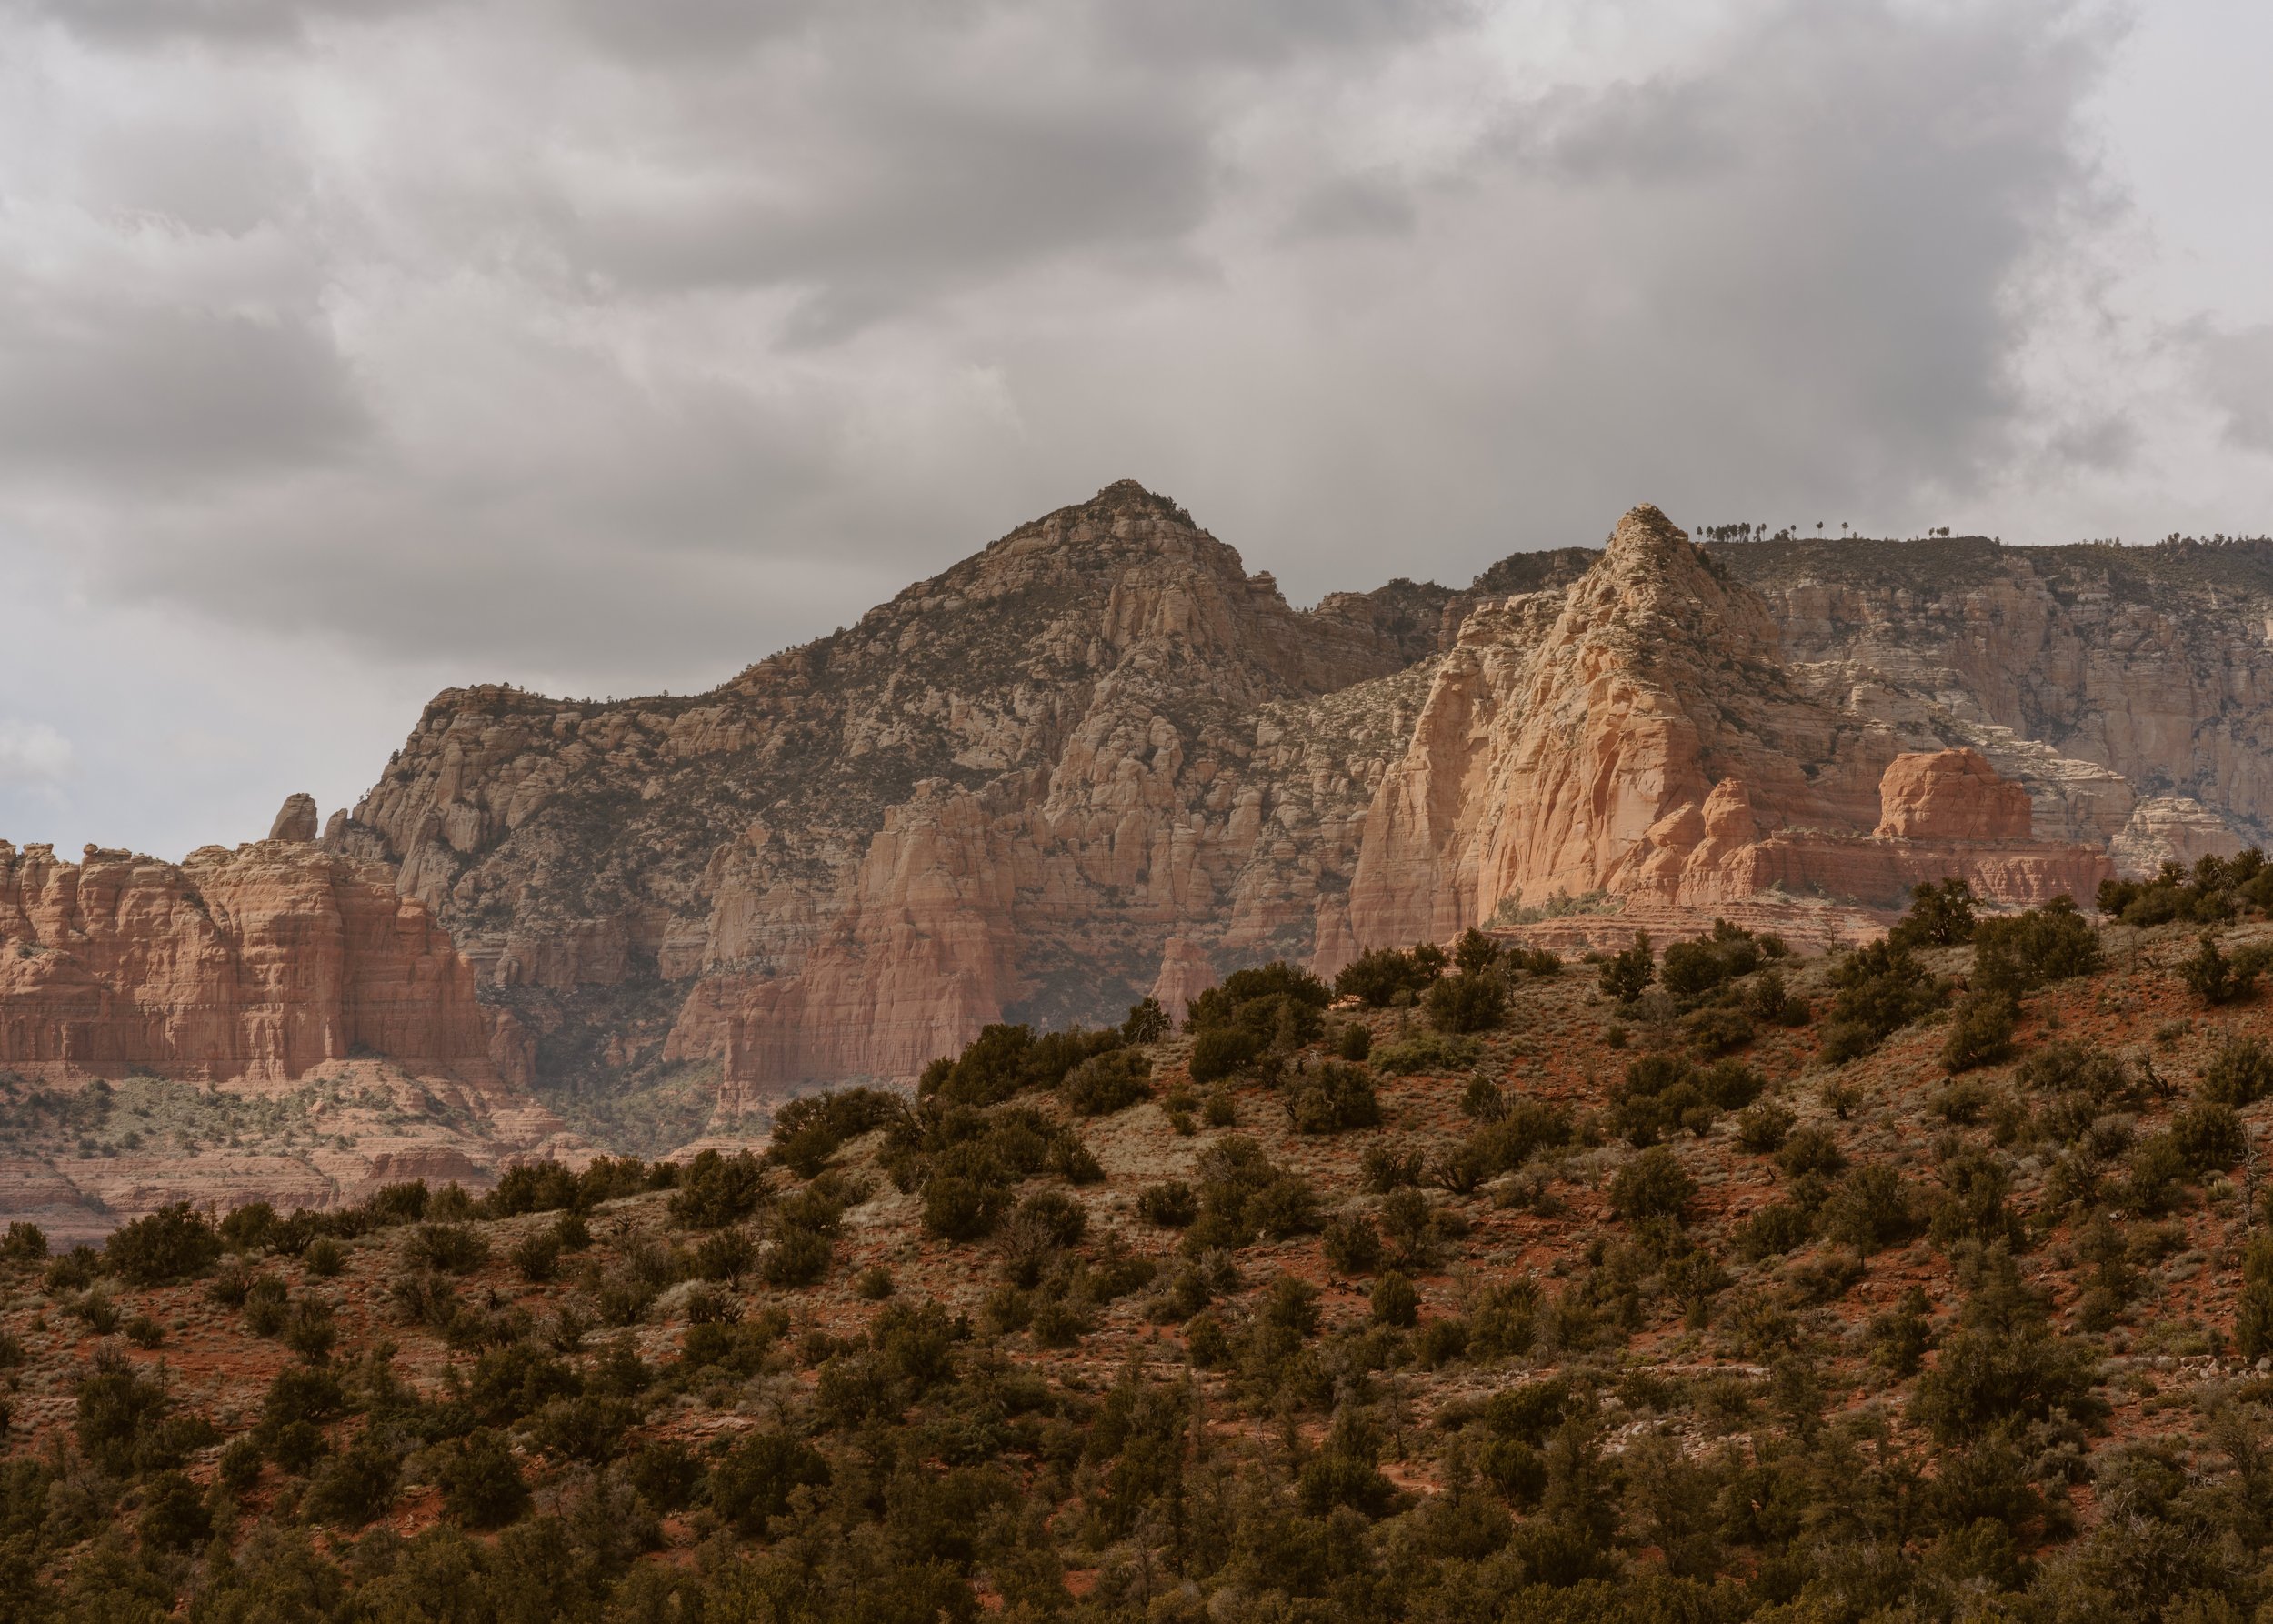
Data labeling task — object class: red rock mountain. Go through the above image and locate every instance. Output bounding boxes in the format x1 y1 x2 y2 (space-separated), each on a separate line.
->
15 484 2273 1159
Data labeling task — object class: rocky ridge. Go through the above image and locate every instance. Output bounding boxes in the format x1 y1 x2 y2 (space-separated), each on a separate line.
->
17 486 2273 1153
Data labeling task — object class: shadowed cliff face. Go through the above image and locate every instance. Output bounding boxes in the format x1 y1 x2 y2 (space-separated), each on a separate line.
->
336 482 1442 1118
325 491 2247 1127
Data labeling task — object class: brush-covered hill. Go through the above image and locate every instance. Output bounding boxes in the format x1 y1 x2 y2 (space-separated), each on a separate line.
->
10 872 2273 1620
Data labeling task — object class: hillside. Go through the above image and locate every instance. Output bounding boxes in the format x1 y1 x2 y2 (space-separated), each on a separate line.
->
7 882 2273 1619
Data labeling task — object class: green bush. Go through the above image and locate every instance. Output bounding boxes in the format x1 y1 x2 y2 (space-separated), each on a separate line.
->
761 1226 834 1287
1972 897 2102 997
1336 945 1447 1007
711 1430 830 1535
1373 1029 1481 1077
1187 1027 1264 1084
1820 941 1945 1062
105 1203 222 1286
404 1223 489 1274
1735 1100 1795 1155
1137 1180 1197 1228
669 1148 772 1228
1285 1063 1383 1134
1060 1048 1152 1116
302 1439 399 1527
137 1470 212 1552
1942 990 2018 1072
2202 1035 2273 1106
1608 1148 1695 1225
1597 932 1655 1003
1335 1023 1373 1061
1818 1163 1918 1254
0 1221 46 1263
436 1429 530 1529
1427 972 1507 1034
1888 878 1978 949
2178 934 2273 1007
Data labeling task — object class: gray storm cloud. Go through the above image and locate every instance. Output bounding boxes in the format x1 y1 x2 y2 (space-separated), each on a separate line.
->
0 0 2256 741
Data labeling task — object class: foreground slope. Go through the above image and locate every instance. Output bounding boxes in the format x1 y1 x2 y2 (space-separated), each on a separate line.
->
8 888 2273 1620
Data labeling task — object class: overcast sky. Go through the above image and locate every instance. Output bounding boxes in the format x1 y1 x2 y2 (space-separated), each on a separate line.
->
3 0 2270 860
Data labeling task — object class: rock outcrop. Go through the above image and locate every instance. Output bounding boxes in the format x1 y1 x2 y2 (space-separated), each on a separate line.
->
268 793 320 844
316 490 2168 1119
0 838 506 1086
1339 509 2110 947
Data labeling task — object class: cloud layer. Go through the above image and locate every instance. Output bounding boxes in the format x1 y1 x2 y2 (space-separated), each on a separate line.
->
0 0 2268 855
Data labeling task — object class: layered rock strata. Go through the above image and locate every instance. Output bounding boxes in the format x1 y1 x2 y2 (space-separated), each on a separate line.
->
330 487 2179 1115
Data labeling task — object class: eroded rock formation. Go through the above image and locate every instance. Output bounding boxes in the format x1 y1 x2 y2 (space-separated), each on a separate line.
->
0 839 505 1086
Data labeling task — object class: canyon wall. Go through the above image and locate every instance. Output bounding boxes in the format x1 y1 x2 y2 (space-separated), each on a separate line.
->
326 486 2227 1118
28 483 2273 1139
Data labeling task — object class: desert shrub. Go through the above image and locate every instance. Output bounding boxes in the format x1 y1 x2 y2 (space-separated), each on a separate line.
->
1182 1137 1319 1251
305 1238 346 1278
1334 1023 1373 1061
1609 1054 1707 1147
1735 1100 1795 1155
1697 1059 1763 1111
1460 1073 1507 1122
75 1346 181 1475
1370 1271 1419 1328
1187 1027 1264 1084
137 1470 213 1552
1733 1202 1813 1262
1597 932 1655 1003
45 1245 99 1293
1285 1062 1382 1134
766 1087 903 1177
1910 1252 2104 1443
123 1313 164 1349
303 1439 399 1528
389 1269 459 1331
690 1228 754 1282
1746 968 1811 1027
761 1226 834 1288
711 1430 830 1536
1 1221 47 1263
2203 1035 2273 1106
1323 1211 1383 1274
1427 972 1507 1034
1820 941 1946 1061
1608 1148 1695 1225
1658 920 1769 1007
364 1179 431 1224
1060 1048 1152 1116
1889 878 1979 949
2170 1102 2245 1173
220 1202 281 1255
482 1159 581 1218
1777 1125 1848 1180
2017 1041 2133 1104
1361 1146 1424 1192
105 1203 222 1286
404 1223 489 1275
282 1296 337 1363
512 1231 563 1283
243 1276 290 1337
668 1149 770 1229
1929 1149 2022 1249
1136 1180 1197 1228
1684 1006 1754 1058
2181 933 2273 1008
1336 945 1447 1007
1120 996 1171 1044
1373 1029 1481 1077
437 1430 530 1529
921 1177 1007 1243
2240 1233 2273 1362
1942 990 2019 1072
1818 1163 1918 1254
1972 897 2102 997
1187 962 1332 1047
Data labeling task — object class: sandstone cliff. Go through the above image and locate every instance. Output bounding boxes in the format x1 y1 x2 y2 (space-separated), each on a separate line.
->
330 488 2205 1121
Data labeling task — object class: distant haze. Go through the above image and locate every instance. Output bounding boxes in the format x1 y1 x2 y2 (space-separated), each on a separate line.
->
1 0 2269 858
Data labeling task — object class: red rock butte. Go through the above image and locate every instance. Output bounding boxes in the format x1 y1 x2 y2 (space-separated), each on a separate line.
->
10 486 2273 1152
